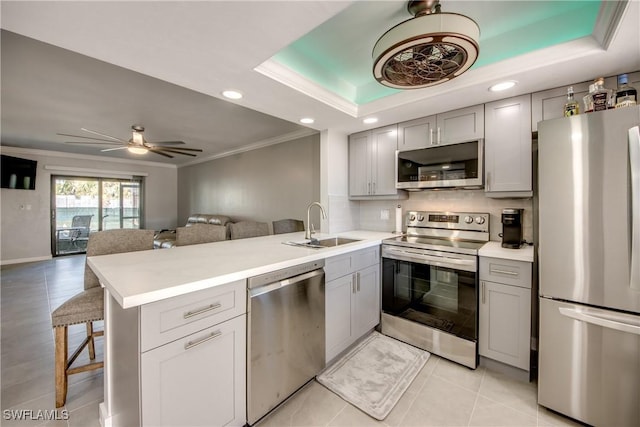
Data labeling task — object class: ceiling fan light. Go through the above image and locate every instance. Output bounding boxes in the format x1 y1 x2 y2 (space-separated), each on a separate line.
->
128 146 148 155
372 2 480 89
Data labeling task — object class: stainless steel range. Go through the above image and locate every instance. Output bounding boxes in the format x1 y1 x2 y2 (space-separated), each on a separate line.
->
381 211 489 369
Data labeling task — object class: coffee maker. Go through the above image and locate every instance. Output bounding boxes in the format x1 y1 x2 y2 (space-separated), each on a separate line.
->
501 208 524 249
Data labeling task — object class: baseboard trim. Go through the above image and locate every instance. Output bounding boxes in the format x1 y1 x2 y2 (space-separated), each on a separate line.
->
0 255 52 266
99 402 111 427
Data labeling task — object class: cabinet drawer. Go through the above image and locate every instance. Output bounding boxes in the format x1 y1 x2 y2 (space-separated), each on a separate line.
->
352 246 380 271
141 279 246 352
480 257 531 288
324 246 380 282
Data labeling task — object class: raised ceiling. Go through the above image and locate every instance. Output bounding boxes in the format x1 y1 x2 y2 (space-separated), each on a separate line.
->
269 1 602 105
1 1 638 166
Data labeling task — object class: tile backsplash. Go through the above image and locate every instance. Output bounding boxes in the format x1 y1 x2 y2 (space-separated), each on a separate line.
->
358 190 534 243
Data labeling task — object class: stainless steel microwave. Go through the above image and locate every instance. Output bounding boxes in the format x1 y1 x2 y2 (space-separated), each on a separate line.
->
396 139 484 190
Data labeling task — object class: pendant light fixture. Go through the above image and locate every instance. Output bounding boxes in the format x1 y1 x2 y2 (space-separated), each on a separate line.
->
372 0 480 89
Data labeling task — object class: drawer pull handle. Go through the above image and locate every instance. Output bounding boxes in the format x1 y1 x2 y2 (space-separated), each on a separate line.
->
184 330 222 350
490 268 518 276
184 302 222 319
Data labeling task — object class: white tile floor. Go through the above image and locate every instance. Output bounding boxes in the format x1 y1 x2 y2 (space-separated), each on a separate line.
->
2 256 583 427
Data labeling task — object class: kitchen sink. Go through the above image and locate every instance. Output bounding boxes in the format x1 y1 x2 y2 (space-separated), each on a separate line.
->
314 237 360 247
283 237 361 249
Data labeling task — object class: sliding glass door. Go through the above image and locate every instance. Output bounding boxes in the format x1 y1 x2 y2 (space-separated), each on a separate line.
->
51 176 144 256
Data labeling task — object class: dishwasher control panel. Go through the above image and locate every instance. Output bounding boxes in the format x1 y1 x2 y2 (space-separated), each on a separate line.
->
248 259 325 289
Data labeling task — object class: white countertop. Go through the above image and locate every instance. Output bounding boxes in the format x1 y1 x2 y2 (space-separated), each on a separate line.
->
479 241 534 262
88 230 395 309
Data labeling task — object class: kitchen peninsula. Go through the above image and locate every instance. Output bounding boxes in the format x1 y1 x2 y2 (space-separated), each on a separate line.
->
88 230 394 427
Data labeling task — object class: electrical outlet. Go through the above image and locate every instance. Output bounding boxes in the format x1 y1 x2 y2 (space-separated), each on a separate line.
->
380 209 390 220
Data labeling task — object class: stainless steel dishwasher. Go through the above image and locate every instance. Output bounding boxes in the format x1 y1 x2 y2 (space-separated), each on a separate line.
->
247 260 325 425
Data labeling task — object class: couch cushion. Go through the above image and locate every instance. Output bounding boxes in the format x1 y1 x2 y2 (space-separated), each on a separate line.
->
187 214 231 226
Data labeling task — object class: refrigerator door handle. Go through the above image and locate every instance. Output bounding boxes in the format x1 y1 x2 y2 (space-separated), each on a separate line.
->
559 307 640 336
629 126 640 292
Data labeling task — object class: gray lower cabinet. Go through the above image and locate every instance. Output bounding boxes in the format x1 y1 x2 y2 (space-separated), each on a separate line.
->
104 279 247 427
484 94 532 197
325 247 380 362
141 315 246 427
479 256 532 371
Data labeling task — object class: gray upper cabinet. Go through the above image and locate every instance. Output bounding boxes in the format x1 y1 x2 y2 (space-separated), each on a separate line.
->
397 105 484 150
437 104 485 145
397 115 436 150
484 94 532 197
531 76 617 131
349 124 405 199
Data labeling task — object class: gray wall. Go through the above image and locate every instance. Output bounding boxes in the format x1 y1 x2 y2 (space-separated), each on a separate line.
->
0 147 178 264
177 134 321 231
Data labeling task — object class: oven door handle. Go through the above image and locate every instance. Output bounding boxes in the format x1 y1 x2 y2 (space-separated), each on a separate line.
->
383 247 476 272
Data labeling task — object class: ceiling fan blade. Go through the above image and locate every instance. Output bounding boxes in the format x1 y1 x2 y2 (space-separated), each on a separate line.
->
147 148 174 158
153 147 198 157
152 146 203 152
81 128 128 143
101 146 130 152
64 141 123 146
150 140 186 145
58 132 123 143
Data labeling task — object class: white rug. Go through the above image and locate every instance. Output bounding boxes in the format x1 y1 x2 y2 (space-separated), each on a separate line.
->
317 331 430 420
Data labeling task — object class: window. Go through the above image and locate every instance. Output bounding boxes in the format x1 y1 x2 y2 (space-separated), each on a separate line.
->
51 175 144 256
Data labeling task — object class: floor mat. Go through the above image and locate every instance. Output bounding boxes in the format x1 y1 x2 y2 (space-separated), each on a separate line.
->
316 331 430 420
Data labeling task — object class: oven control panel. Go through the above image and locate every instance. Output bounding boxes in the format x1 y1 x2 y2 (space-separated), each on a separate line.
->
406 211 489 232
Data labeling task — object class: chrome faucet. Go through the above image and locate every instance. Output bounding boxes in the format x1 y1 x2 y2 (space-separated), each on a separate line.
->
305 202 327 240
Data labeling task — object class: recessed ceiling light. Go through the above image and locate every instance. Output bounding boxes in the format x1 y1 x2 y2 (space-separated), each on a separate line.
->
222 90 243 100
489 81 517 92
363 117 378 124
300 118 315 124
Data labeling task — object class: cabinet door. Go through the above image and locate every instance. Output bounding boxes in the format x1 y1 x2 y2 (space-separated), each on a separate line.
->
325 274 355 362
398 116 436 150
479 281 531 371
436 104 484 145
141 315 246 427
354 264 380 338
349 131 371 197
371 125 398 196
484 94 532 195
531 76 617 131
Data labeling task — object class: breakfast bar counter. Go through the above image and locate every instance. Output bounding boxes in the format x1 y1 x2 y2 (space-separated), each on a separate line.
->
88 230 395 309
89 230 394 427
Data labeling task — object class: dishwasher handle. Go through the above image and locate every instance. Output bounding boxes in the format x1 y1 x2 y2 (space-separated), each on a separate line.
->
249 268 324 298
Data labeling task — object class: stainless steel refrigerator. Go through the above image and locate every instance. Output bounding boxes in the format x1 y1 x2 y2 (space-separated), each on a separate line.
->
537 106 640 426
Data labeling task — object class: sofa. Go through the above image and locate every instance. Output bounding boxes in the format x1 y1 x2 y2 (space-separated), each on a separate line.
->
154 214 233 248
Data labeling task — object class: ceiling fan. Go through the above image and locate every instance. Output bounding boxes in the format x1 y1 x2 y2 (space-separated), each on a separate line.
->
58 125 203 158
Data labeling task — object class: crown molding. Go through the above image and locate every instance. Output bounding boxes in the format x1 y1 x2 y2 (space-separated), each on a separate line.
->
254 59 359 117
178 128 319 168
0 144 177 169
593 0 629 49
